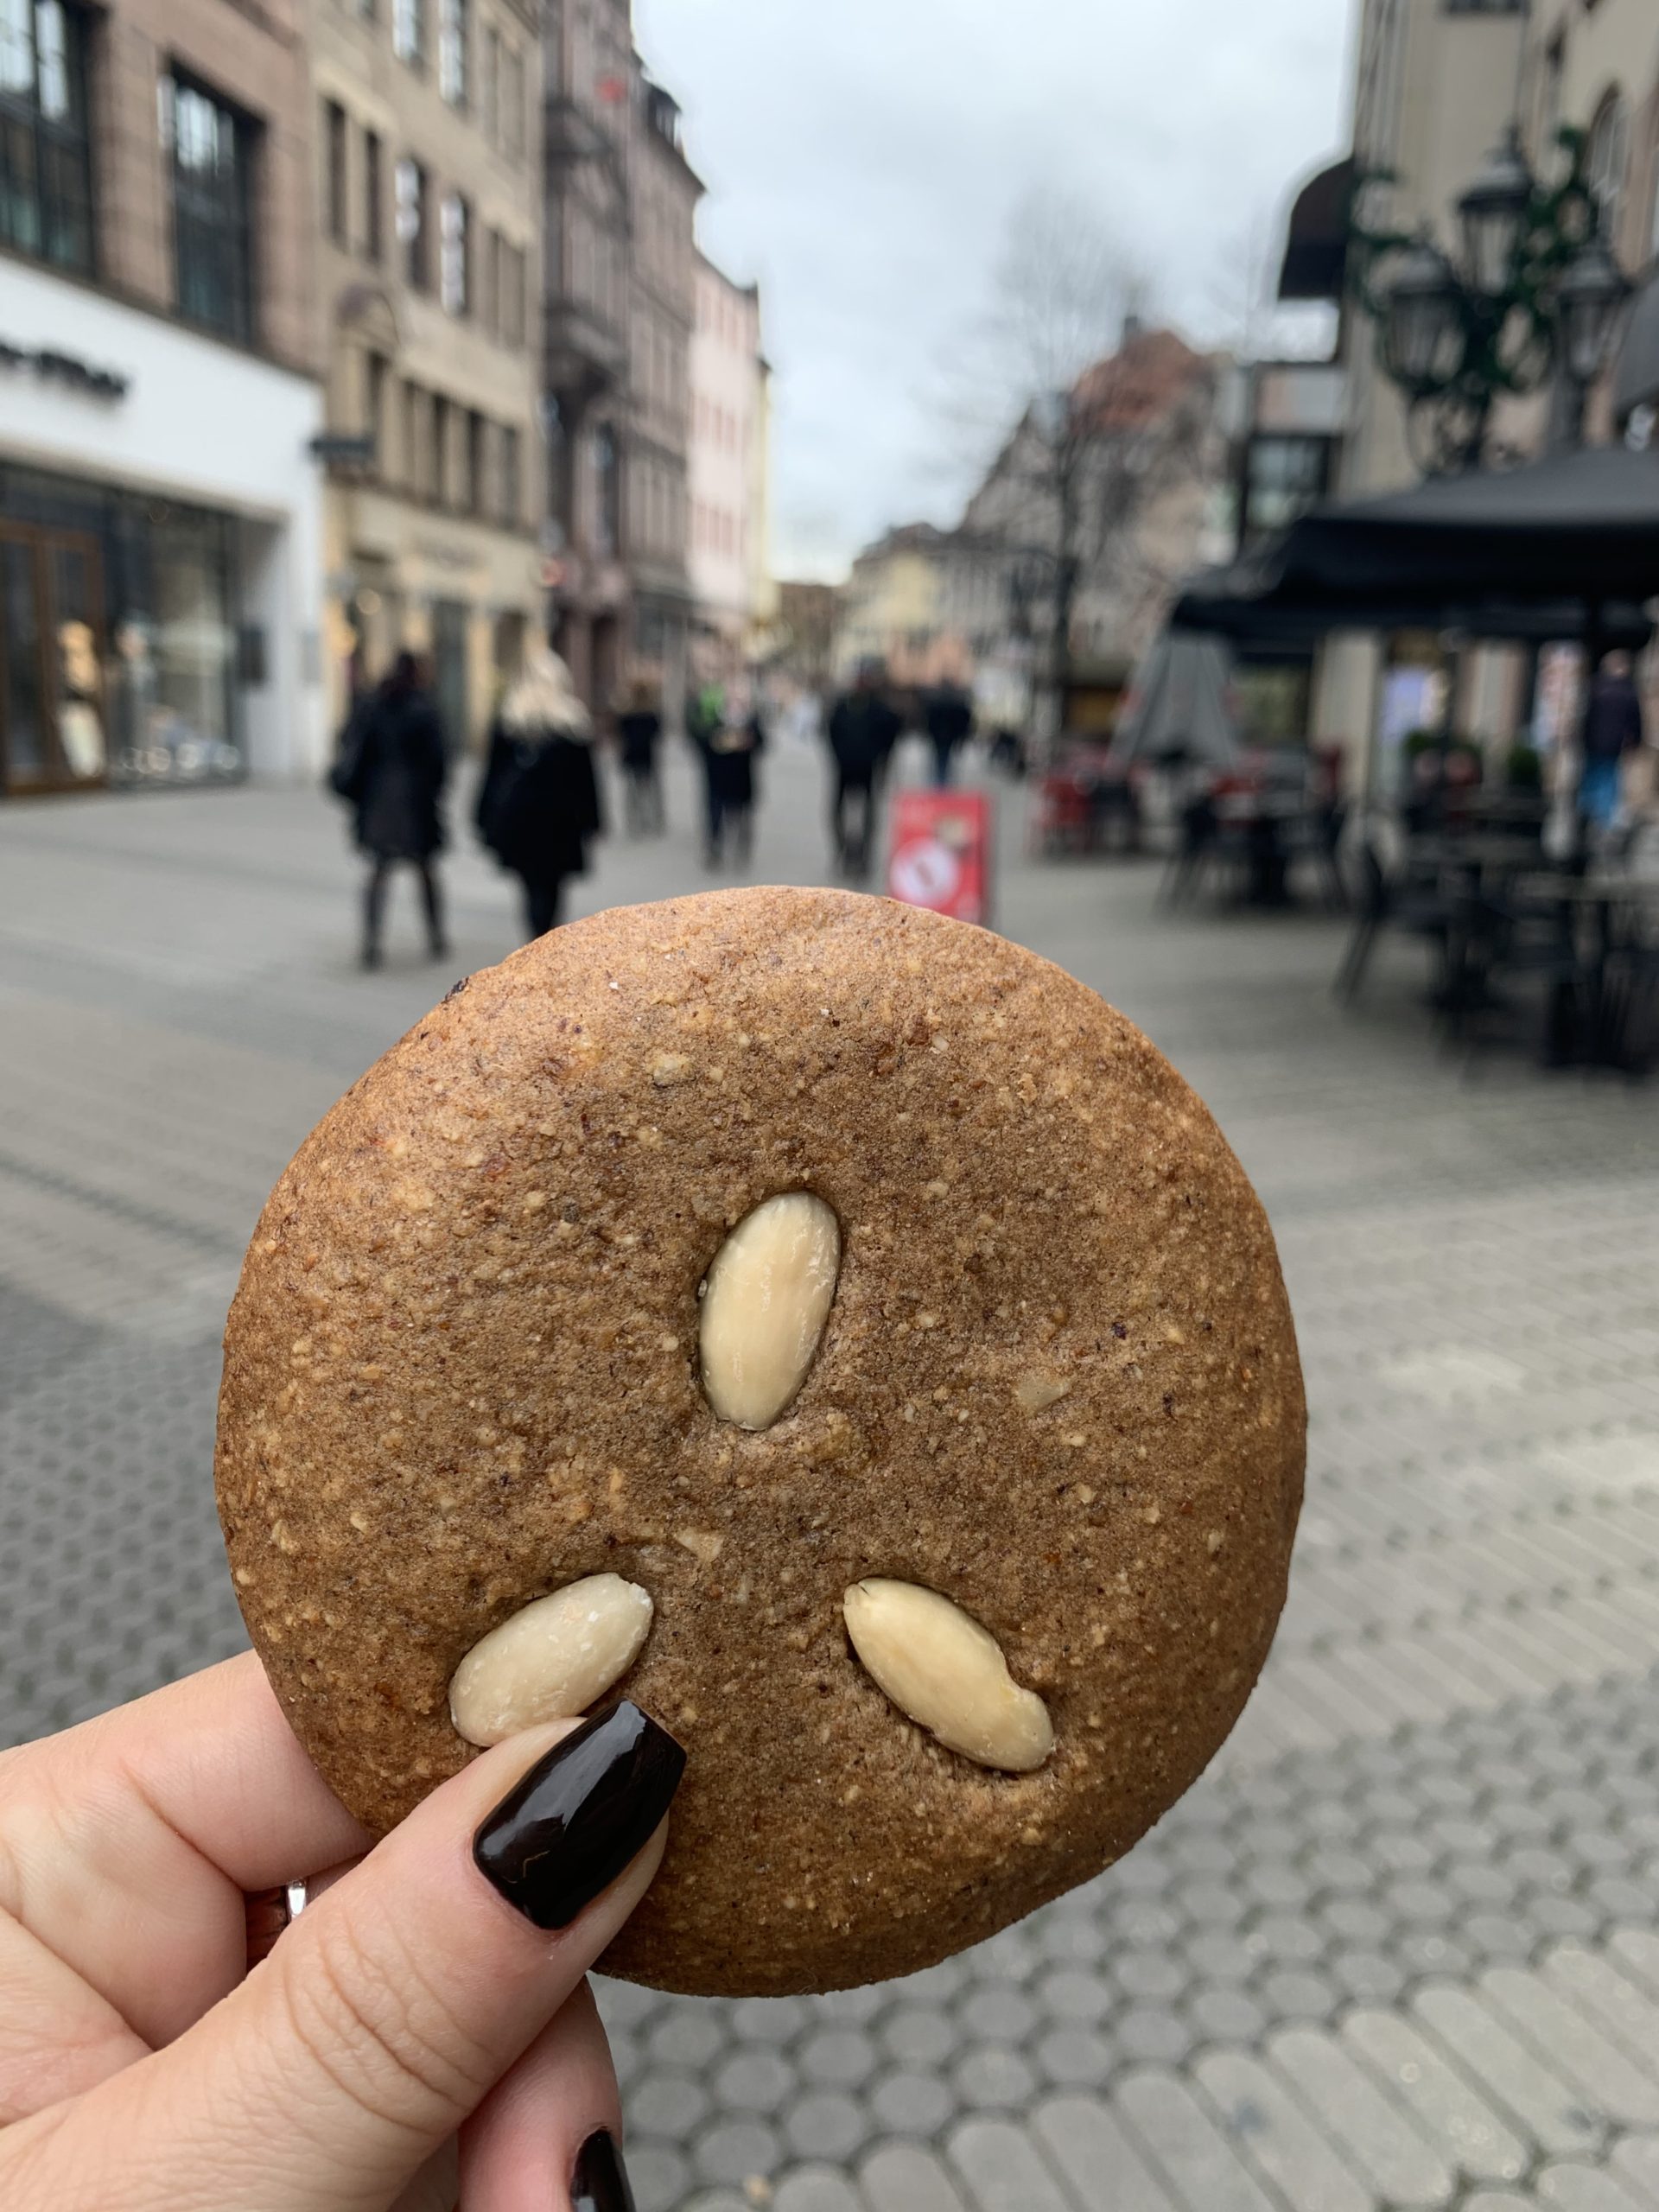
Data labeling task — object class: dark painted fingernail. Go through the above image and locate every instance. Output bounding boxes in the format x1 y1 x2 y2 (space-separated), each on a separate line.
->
572 2127 635 2212
473 1701 684 1930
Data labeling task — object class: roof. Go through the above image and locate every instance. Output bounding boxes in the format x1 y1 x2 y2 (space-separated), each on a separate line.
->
1072 327 1213 431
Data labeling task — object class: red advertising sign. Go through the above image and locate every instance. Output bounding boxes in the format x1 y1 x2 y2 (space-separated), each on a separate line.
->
887 788 992 926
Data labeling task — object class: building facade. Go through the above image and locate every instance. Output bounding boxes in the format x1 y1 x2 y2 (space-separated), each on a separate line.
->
542 0 700 715
310 0 543 753
689 251 771 671
0 0 326 796
1255 0 1659 780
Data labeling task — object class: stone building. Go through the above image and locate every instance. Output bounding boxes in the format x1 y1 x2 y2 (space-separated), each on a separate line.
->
0 0 325 794
689 251 772 672
309 0 543 751
542 0 700 715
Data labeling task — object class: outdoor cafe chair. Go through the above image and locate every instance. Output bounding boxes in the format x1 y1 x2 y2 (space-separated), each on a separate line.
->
1333 823 1452 1006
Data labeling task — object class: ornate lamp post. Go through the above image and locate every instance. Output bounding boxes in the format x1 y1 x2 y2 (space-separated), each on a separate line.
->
1353 127 1632 474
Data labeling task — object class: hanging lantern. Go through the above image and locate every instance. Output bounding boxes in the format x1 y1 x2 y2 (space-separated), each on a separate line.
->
1457 126 1535 299
1380 238 1466 395
1557 230 1633 389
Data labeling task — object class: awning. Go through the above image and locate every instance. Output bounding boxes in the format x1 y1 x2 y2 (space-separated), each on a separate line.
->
1278 156 1355 304
1173 445 1659 647
1613 269 1659 426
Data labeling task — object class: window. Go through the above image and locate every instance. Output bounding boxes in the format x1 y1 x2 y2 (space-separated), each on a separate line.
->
501 238 524 346
466 409 486 513
501 44 523 160
594 423 620 556
439 190 468 314
365 351 389 476
1242 434 1332 545
1587 90 1630 238
431 394 450 505
392 0 424 67
323 99 347 247
403 380 425 495
480 24 499 142
363 128 382 261
163 75 256 344
395 156 427 288
499 423 520 527
0 0 93 273
438 0 467 107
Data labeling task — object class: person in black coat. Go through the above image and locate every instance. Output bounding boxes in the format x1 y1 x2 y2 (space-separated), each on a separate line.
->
616 675 665 836
329 650 448 969
476 646 603 938
687 681 765 868
925 681 975 786
825 663 902 878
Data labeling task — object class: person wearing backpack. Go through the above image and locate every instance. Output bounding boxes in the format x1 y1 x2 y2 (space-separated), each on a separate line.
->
328 651 449 969
476 645 604 938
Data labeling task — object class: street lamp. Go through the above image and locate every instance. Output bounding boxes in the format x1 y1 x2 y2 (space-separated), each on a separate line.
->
1457 127 1535 302
1557 230 1632 389
1378 235 1465 395
1354 125 1633 472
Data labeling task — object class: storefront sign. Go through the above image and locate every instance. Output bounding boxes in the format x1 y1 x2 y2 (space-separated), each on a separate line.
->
887 789 993 926
0 336 129 401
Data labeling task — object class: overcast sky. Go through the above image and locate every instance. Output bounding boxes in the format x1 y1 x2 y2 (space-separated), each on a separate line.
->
634 0 1356 580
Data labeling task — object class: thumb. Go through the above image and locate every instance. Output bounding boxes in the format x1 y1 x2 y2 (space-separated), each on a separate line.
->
102 1702 677 2212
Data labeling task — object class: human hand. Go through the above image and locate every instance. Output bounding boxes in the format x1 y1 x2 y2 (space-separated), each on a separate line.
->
0 1654 683 2211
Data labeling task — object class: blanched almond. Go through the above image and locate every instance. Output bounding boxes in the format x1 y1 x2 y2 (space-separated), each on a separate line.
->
449 1574 653 1746
842 1579 1054 1773
700 1193 841 1429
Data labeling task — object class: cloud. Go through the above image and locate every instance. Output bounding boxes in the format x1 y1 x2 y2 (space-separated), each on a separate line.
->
636 0 1351 577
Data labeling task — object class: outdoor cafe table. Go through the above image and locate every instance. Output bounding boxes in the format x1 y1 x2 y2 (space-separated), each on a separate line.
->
1516 870 1659 1071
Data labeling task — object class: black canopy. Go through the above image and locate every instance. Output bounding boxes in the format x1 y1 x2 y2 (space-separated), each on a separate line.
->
1174 446 1659 647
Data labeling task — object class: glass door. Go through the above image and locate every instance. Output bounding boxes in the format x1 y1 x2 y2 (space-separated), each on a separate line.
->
0 520 107 792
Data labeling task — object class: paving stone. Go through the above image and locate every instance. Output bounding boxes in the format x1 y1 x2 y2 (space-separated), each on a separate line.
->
868 2069 957 2137
1535 2164 1649 2211
714 2050 798 2116
1033 2025 1115 2089
1113 2067 1278 2210
692 2119 785 2191
646 2011 729 2071
1032 2095 1182 2211
881 2006 958 2069
797 2029 879 2091
1196 2049 1371 2212
625 2144 692 2212
951 2044 1038 2110
1412 1984 1602 2155
861 2143 972 2212
1266 2026 1453 2207
959 1986 1038 2043
630 2071 711 2139
946 2118 1072 2212
772 2165 864 2212
1339 2009 1528 2185
783 2094 866 2164
1478 1967 1659 2129
1185 1986 1268 2045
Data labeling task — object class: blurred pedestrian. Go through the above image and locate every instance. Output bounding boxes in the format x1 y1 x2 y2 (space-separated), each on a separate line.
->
688 680 764 868
476 645 603 938
329 650 448 971
826 663 901 879
616 674 665 836
1580 651 1644 830
925 681 975 786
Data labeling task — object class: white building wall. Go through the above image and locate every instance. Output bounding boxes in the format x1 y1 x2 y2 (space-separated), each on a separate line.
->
689 254 764 653
0 257 327 781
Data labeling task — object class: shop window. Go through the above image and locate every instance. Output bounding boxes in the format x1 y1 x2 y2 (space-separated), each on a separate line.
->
0 0 93 275
440 189 469 315
162 74 257 346
393 0 424 69
363 127 383 263
323 99 347 247
395 155 428 289
438 0 467 107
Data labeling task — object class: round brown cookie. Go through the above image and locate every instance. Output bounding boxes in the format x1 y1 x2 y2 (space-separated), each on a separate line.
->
216 887 1303 1997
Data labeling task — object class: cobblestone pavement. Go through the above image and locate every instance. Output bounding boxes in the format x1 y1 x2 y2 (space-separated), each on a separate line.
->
3 734 1659 2211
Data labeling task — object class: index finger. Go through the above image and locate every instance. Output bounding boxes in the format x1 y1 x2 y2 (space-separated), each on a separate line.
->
0 1652 371 2052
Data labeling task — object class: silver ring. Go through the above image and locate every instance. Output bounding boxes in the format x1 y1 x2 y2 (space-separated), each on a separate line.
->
245 1878 312 1967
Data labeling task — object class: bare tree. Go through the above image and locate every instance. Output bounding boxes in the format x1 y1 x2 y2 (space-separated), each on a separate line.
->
948 191 1222 734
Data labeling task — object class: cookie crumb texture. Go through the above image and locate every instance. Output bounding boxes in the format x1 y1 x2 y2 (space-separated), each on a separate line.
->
216 888 1304 1995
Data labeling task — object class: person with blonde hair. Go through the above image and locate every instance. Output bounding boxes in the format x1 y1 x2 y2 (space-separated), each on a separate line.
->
616 671 666 836
476 644 603 938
